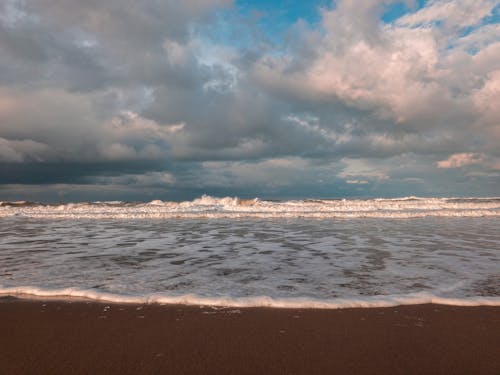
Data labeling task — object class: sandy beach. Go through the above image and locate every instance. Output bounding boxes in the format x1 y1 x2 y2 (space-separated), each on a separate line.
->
1 298 499 374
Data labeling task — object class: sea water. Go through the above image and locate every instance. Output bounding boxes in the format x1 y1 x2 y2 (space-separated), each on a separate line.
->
1 196 499 308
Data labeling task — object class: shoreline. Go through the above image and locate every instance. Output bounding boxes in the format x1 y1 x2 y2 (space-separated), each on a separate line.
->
2 298 499 374
3 290 500 309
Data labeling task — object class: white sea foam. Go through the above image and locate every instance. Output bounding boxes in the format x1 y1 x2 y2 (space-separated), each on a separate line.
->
1 204 498 309
0 195 499 219
2 286 500 308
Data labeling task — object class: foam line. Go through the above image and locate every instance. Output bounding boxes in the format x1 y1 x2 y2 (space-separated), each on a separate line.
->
2 286 500 309
1 195 499 219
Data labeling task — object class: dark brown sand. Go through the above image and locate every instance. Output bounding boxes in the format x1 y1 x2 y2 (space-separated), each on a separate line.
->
1 298 499 375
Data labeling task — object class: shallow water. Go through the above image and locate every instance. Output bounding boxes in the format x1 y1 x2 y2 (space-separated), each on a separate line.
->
1 197 499 307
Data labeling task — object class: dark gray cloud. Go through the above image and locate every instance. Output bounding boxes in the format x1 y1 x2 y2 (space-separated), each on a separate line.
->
0 0 499 201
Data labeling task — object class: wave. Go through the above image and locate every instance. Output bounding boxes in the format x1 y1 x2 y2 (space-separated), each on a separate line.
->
1 195 499 219
2 286 500 308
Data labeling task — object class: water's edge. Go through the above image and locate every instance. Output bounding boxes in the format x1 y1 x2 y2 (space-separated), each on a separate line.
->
2 287 500 309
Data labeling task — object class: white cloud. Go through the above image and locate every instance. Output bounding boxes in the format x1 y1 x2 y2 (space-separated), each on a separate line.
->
437 153 500 170
284 114 346 142
437 152 483 168
91 172 175 186
396 0 496 30
1 0 499 198
164 39 192 67
200 158 321 189
453 24 500 51
346 179 369 184
338 158 390 181
472 69 500 141
0 137 50 162
251 0 500 165
107 111 185 139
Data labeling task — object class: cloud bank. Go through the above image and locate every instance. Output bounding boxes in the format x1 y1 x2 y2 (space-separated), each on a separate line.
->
0 0 499 201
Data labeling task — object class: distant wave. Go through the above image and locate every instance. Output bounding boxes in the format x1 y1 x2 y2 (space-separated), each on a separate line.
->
1 195 500 219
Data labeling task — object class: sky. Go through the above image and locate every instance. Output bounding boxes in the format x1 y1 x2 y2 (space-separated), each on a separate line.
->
0 0 499 202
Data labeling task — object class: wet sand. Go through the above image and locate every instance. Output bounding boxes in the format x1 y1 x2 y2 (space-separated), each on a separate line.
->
1 298 499 374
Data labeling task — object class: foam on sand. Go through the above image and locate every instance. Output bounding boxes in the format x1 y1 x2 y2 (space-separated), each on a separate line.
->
2 286 500 309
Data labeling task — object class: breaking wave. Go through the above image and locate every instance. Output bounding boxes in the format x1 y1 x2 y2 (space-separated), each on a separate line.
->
1 195 499 219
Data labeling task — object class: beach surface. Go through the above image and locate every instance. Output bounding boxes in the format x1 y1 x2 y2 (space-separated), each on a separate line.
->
1 298 499 374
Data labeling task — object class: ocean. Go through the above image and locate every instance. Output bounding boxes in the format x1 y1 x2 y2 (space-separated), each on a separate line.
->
1 196 499 308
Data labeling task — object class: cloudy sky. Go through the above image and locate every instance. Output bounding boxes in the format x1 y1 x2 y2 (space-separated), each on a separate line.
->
0 0 499 201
